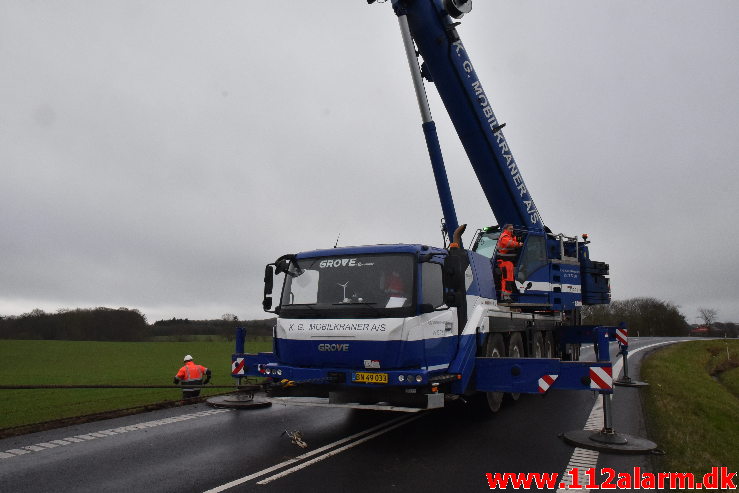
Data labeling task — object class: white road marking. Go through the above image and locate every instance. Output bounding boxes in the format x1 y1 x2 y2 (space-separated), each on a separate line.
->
257 413 424 485
1 408 231 460
556 339 690 492
5 448 30 456
22 445 47 452
60 437 86 443
36 442 60 449
75 434 97 441
204 413 423 492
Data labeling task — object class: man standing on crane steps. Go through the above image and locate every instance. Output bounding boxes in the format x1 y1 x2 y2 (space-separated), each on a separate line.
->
173 354 211 400
496 224 523 300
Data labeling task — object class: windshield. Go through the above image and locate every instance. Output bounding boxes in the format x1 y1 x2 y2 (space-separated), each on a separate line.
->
279 254 416 318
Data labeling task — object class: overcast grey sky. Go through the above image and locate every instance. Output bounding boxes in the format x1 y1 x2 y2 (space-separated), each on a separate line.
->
1 1 738 325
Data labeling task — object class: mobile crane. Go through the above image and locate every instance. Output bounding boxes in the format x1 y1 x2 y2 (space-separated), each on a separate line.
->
232 0 615 413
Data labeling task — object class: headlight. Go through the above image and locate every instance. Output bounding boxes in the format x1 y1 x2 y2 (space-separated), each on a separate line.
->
415 375 423 383
398 375 405 382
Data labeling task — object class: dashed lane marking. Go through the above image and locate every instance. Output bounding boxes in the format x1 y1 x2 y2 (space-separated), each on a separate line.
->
60 437 86 443
5 448 30 456
22 445 47 452
1 408 231 460
36 442 60 449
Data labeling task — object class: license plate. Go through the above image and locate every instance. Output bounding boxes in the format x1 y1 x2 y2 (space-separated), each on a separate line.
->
352 372 388 384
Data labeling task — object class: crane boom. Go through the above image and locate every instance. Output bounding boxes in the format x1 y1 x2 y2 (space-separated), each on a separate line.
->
394 0 544 231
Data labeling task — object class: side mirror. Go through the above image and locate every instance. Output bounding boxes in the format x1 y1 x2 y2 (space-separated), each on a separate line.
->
275 259 290 275
263 264 275 312
419 303 435 314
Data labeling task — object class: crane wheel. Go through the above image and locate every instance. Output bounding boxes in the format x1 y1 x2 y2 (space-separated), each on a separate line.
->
477 333 505 414
543 331 554 358
507 332 525 401
531 332 544 359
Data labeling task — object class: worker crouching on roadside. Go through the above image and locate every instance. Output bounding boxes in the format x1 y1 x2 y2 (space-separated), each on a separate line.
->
173 354 211 400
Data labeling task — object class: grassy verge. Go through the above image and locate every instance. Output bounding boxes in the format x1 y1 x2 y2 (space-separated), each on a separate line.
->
642 339 738 481
0 339 271 429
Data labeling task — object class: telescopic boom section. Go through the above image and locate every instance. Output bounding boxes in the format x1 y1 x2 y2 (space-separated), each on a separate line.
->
393 0 544 232
397 13 460 244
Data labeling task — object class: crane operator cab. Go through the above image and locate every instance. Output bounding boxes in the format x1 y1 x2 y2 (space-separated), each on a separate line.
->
471 225 582 310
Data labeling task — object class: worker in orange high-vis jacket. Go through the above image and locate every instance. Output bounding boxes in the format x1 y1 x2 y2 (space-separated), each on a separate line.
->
173 355 211 400
496 224 523 300
497 224 523 255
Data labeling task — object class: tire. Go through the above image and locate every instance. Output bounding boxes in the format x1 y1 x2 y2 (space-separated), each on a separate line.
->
563 343 581 361
478 333 505 413
507 332 524 401
531 332 543 359
542 331 554 358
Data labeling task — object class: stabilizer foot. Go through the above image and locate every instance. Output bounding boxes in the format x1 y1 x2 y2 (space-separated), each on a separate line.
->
562 429 657 454
614 376 649 387
207 388 272 410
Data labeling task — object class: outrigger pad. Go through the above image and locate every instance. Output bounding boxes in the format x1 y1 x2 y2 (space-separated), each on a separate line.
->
207 392 272 410
562 430 657 455
614 377 649 387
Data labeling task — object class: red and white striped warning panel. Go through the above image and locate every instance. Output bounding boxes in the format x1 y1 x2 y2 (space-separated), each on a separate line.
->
538 374 558 393
615 327 628 346
232 357 246 376
589 366 613 390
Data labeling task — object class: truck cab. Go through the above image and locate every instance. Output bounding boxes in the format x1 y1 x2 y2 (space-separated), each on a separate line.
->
261 244 467 402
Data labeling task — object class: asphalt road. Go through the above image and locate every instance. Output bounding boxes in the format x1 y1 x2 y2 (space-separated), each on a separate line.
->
0 337 688 492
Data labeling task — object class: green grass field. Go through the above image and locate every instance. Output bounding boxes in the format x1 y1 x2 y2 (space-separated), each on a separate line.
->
0 338 271 429
642 339 738 482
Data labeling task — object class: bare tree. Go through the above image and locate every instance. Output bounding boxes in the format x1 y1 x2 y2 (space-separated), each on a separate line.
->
697 307 718 327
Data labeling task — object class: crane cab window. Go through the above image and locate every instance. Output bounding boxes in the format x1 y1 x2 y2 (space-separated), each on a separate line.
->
472 231 500 259
516 235 547 282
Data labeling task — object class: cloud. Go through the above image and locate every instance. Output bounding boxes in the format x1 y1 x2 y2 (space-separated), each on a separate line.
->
1 1 738 324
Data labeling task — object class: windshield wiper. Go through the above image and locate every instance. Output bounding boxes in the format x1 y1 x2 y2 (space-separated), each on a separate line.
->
283 303 318 312
332 301 383 316
332 301 377 305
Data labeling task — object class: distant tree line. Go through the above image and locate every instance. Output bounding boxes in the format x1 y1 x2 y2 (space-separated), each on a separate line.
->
692 322 738 338
0 307 148 341
713 322 738 338
151 317 275 339
0 308 276 341
582 297 690 337
3 298 730 341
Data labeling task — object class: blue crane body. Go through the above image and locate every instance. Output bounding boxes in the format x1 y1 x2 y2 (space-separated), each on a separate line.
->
233 0 616 412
